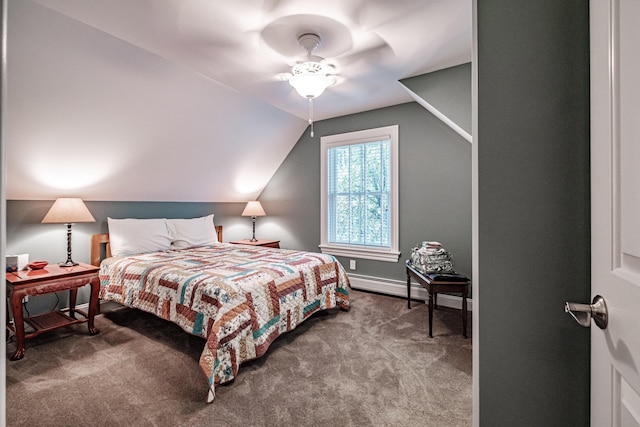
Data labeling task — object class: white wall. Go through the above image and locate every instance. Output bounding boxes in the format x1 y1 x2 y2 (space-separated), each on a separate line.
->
7 0 307 203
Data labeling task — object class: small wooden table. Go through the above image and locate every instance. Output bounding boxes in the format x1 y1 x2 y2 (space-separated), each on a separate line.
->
6 262 101 360
406 261 469 338
229 239 280 248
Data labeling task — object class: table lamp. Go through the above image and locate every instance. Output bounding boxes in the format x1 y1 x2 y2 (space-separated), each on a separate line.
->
42 198 96 267
241 201 266 242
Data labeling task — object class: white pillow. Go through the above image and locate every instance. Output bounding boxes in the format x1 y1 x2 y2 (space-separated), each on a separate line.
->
166 214 218 249
107 218 172 257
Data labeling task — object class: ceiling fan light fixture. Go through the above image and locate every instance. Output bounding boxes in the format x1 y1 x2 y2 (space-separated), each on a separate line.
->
289 66 334 99
286 33 336 137
288 34 334 100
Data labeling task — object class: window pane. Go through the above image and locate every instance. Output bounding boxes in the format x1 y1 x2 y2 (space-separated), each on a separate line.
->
334 147 350 193
333 194 350 243
349 145 363 193
365 142 383 193
349 194 363 244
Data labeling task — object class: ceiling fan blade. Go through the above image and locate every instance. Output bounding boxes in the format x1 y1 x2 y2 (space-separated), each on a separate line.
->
347 0 434 32
334 36 395 73
327 72 391 99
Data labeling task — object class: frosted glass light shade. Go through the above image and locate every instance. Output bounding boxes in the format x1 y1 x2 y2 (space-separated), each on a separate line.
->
289 60 334 99
289 72 333 98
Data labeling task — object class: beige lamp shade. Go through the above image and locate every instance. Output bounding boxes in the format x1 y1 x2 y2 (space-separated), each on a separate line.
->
241 201 266 217
242 201 266 242
42 198 96 224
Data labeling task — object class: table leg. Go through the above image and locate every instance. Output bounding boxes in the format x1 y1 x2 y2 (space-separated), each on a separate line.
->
10 290 26 361
462 290 468 339
69 288 78 319
87 277 100 335
428 288 434 338
407 273 411 309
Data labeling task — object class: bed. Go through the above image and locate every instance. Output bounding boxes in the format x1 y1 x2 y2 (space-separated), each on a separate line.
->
90 217 350 402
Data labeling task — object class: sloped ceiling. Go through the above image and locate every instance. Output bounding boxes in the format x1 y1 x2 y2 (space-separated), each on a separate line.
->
7 0 471 202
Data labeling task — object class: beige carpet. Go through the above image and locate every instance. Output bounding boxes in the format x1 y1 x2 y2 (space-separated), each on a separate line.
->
6 290 472 426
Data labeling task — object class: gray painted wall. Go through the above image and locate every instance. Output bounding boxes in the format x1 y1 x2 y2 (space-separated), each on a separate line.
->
401 63 472 135
260 100 472 284
477 1 591 425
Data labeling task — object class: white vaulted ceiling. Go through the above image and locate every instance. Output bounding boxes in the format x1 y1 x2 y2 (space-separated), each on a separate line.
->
7 0 471 202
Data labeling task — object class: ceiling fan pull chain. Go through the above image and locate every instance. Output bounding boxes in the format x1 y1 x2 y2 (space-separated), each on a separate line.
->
309 97 314 137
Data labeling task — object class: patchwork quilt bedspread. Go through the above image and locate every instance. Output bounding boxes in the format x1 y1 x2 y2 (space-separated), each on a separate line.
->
99 243 350 401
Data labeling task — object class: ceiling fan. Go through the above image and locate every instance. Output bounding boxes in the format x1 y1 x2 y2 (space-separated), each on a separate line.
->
283 33 336 98
281 33 337 136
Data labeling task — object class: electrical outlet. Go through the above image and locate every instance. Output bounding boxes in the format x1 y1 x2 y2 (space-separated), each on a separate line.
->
349 260 356 270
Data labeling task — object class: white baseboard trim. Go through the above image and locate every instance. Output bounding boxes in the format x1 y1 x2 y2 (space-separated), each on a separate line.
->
348 273 473 311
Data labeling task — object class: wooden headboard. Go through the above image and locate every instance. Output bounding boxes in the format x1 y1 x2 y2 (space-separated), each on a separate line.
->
90 225 223 267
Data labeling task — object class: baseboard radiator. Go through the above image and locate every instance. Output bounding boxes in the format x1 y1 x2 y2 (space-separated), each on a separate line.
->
347 273 473 311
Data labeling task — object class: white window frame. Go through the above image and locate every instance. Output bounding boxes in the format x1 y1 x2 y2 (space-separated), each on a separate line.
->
319 125 400 262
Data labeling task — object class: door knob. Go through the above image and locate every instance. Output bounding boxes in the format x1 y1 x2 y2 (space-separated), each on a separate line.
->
565 295 608 329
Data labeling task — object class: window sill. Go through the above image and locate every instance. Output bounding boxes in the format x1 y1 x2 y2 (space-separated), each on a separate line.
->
319 244 401 262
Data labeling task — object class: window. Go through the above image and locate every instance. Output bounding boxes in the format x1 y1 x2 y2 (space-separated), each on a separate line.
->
320 125 400 262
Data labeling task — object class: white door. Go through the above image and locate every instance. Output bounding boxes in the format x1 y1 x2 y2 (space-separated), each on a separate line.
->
590 0 640 424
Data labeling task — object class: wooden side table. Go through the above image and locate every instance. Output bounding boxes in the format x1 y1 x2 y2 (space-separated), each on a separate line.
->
229 239 280 248
6 262 101 360
406 261 470 338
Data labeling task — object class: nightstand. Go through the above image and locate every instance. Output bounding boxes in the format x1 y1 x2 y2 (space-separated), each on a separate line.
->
229 239 280 249
6 262 100 360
